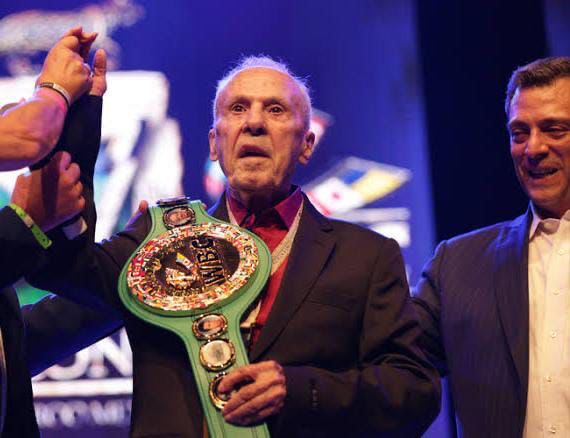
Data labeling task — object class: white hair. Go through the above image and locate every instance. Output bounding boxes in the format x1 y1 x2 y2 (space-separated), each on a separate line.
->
212 55 312 128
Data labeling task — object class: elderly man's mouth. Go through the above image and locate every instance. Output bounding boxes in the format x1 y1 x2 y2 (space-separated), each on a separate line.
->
238 145 270 158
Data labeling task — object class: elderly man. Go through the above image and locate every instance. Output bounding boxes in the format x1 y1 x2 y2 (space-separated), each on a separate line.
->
31 56 440 437
1 29 122 437
413 56 570 437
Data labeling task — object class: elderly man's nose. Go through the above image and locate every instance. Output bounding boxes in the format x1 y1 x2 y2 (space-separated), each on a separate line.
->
243 110 266 135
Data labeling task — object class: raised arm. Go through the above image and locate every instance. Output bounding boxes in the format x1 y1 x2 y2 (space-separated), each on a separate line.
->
0 27 95 170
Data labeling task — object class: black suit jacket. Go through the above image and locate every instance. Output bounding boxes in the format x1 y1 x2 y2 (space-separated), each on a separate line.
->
0 205 45 438
33 189 441 437
0 95 122 438
413 210 532 438
0 207 121 438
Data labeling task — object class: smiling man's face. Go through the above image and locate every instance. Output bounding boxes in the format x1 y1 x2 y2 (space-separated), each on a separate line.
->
209 67 314 205
508 77 570 218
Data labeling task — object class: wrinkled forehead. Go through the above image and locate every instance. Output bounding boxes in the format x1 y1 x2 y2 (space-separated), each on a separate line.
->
216 67 307 110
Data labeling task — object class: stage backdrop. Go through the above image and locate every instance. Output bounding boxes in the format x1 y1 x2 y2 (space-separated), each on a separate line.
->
0 1 441 436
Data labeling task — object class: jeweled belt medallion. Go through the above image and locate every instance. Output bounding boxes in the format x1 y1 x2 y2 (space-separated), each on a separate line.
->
126 222 259 312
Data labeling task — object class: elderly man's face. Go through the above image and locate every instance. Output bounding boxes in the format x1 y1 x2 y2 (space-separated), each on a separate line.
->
209 68 314 201
508 77 570 218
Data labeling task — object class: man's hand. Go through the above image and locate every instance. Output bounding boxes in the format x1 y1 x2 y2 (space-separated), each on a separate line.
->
60 28 107 96
219 360 287 426
11 151 84 232
62 26 98 61
89 49 107 97
37 27 97 104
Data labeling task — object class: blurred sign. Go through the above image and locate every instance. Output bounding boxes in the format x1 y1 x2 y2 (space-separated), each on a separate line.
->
0 0 143 74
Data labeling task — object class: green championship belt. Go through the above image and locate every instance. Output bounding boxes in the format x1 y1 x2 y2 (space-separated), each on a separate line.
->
118 197 271 437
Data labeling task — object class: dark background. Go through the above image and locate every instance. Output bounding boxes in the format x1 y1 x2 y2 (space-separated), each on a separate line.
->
418 0 548 241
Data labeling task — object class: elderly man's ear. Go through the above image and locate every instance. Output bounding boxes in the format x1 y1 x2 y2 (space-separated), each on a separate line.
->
298 131 315 165
208 128 218 161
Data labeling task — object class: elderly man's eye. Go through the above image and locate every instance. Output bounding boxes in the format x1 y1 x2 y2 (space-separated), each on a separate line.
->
231 104 245 113
268 105 284 114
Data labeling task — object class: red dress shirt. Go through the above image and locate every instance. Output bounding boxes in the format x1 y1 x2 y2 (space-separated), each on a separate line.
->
227 188 303 345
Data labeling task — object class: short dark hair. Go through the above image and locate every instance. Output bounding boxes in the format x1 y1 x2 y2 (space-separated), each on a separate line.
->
505 56 570 115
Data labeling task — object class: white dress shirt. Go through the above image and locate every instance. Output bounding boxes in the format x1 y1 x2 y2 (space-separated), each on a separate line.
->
523 207 570 437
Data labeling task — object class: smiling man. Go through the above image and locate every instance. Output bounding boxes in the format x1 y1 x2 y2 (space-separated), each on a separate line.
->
508 71 570 219
29 56 440 437
413 56 570 437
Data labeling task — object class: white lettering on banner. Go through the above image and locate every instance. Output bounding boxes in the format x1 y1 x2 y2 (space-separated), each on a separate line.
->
33 378 132 398
33 330 133 398
34 399 132 429
83 330 132 378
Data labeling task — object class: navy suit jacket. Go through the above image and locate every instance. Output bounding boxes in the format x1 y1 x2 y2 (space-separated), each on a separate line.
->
413 209 532 438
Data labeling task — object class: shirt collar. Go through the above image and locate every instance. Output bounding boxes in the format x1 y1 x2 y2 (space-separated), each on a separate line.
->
529 203 570 238
226 186 303 230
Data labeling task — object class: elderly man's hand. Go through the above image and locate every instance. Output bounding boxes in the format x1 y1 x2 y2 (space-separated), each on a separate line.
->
11 151 84 232
37 27 97 104
219 360 287 426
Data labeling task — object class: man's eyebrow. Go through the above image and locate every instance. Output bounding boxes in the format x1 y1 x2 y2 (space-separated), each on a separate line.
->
538 117 570 126
224 95 250 105
506 120 526 131
263 97 288 106
223 95 289 108
507 117 570 130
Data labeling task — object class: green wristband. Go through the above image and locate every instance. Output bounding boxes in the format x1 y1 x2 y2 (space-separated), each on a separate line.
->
8 203 52 249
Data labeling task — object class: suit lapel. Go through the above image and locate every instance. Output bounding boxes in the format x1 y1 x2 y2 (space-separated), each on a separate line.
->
249 199 335 361
210 194 336 360
492 208 532 413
